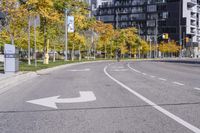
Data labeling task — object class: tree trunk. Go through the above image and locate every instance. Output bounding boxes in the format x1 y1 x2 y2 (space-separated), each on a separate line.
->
94 43 96 60
79 45 81 61
53 43 56 62
43 18 49 64
72 43 75 61
104 44 107 59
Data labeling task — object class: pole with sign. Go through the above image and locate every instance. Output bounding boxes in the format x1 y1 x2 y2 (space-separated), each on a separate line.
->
64 9 68 61
64 10 74 61
68 16 74 61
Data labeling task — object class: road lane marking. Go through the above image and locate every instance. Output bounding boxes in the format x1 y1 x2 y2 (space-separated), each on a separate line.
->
27 91 96 109
194 88 200 91
104 65 200 133
112 69 128 72
67 68 90 72
159 78 167 81
112 66 125 69
127 63 141 73
150 75 156 78
142 73 147 75
173 82 185 86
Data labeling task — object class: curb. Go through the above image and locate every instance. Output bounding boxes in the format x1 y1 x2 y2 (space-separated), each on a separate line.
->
155 58 200 64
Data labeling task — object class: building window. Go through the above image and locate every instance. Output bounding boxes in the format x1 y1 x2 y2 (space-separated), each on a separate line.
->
147 5 157 12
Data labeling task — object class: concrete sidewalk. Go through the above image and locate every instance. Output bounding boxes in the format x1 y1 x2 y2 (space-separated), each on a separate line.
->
0 72 37 95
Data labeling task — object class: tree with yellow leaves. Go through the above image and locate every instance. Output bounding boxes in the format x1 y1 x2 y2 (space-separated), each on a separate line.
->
159 40 180 57
0 0 28 46
94 21 114 59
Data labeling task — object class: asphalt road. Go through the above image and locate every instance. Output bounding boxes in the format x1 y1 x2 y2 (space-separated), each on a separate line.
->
0 60 200 133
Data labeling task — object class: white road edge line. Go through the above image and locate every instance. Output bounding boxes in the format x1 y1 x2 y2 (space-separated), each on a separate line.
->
127 63 141 73
150 75 156 78
104 65 200 133
159 78 167 81
194 88 200 91
173 82 185 86
67 68 90 72
112 69 128 72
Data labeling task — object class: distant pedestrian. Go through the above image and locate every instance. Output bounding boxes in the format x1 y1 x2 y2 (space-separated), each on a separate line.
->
116 48 121 62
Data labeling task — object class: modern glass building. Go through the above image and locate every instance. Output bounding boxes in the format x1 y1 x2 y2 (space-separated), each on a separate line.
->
95 0 200 58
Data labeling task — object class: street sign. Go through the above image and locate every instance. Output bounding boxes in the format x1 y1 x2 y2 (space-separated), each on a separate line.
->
30 15 40 27
67 16 74 33
4 44 19 73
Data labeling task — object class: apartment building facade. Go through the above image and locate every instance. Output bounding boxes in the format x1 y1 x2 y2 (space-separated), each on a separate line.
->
95 0 200 58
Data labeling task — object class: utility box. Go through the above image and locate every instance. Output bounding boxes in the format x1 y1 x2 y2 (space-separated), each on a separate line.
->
4 44 19 73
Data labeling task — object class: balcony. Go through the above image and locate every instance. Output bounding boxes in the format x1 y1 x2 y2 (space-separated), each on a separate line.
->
188 0 197 7
190 27 196 34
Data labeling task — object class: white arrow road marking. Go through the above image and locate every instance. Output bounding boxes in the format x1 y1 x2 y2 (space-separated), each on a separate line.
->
104 65 200 133
67 68 90 72
27 91 96 109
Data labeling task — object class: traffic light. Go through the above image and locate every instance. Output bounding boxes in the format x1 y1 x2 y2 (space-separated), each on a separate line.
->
162 33 169 40
185 37 190 43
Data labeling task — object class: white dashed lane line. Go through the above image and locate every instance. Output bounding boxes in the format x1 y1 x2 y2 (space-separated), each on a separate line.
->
127 63 141 73
194 88 200 91
128 63 191 88
173 82 185 86
105 65 200 133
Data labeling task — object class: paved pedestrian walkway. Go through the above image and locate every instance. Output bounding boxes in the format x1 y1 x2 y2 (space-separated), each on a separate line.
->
0 72 16 81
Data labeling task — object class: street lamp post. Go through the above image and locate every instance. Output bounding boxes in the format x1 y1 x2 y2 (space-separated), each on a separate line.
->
116 11 119 29
149 37 152 59
179 0 182 58
34 16 37 67
155 18 158 58
28 16 31 65
138 24 141 59
179 19 183 58
64 9 68 61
